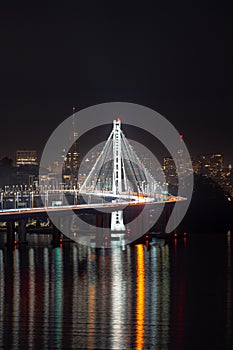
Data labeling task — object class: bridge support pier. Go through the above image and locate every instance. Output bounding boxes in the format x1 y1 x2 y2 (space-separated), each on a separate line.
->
94 213 110 246
111 208 125 232
18 219 27 244
6 221 16 246
96 213 103 228
95 213 110 229
61 216 73 242
96 213 104 246
61 216 71 234
51 224 61 246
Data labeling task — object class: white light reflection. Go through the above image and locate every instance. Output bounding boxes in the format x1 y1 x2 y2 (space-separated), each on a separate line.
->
43 248 49 349
28 248 35 348
136 245 145 350
72 245 79 349
111 248 126 349
54 247 63 348
12 249 20 347
160 244 170 349
0 250 4 345
145 242 170 349
149 245 157 344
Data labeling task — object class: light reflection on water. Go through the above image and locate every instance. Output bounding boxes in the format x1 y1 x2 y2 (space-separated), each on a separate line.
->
0 234 232 349
136 244 145 350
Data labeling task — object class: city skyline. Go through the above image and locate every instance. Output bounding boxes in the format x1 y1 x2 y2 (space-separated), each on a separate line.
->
0 110 233 165
1 145 232 200
0 3 232 349
1 141 232 169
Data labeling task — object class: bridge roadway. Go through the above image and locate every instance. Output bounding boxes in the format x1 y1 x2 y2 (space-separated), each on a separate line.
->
0 194 185 222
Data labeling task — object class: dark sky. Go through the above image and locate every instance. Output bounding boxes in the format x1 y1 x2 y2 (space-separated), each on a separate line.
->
0 1 233 164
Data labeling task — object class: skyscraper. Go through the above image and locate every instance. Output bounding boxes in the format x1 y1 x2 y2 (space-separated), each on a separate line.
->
16 150 38 167
63 107 80 188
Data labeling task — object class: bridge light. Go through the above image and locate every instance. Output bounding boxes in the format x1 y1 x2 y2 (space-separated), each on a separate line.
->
138 195 145 203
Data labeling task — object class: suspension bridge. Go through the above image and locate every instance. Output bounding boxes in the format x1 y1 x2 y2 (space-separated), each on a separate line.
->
0 118 185 246
79 117 172 231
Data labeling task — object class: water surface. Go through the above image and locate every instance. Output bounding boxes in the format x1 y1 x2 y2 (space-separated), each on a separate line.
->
0 233 232 349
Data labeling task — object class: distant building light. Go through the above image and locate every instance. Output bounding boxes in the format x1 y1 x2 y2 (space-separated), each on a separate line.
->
16 150 38 167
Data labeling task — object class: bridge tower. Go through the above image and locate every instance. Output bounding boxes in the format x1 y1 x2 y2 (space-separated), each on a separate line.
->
79 117 164 233
111 118 125 231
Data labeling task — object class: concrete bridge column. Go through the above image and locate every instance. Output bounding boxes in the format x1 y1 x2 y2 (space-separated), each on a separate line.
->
96 212 103 228
18 219 27 244
60 216 73 242
52 224 61 246
95 213 104 246
95 213 111 246
0 192 4 210
51 217 61 246
6 221 16 246
74 191 78 205
103 213 111 246
61 216 71 234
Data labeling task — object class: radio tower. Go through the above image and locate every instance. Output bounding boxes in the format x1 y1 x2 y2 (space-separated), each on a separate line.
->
63 107 79 188
72 107 78 152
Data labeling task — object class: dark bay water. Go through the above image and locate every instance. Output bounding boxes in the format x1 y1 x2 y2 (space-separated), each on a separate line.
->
0 233 232 349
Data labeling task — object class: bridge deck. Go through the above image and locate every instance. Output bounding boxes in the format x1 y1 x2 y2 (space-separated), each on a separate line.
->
0 196 185 222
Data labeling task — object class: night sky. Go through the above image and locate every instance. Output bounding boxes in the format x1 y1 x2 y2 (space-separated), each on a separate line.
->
0 2 232 163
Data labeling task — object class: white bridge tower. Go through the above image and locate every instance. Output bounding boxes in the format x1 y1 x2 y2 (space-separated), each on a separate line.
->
111 118 125 231
79 117 164 233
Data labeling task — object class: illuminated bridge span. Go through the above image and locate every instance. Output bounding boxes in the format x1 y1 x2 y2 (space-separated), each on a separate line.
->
80 118 163 196
0 193 185 247
0 194 184 221
79 118 170 231
0 118 186 246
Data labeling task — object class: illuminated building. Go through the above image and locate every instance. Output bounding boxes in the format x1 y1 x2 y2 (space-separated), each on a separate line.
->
64 150 79 173
193 153 233 197
60 108 80 188
15 150 38 187
196 153 223 177
16 150 38 167
163 157 177 188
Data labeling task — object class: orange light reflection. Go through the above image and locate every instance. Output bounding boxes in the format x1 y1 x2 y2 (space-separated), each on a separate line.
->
88 284 95 349
136 245 145 350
